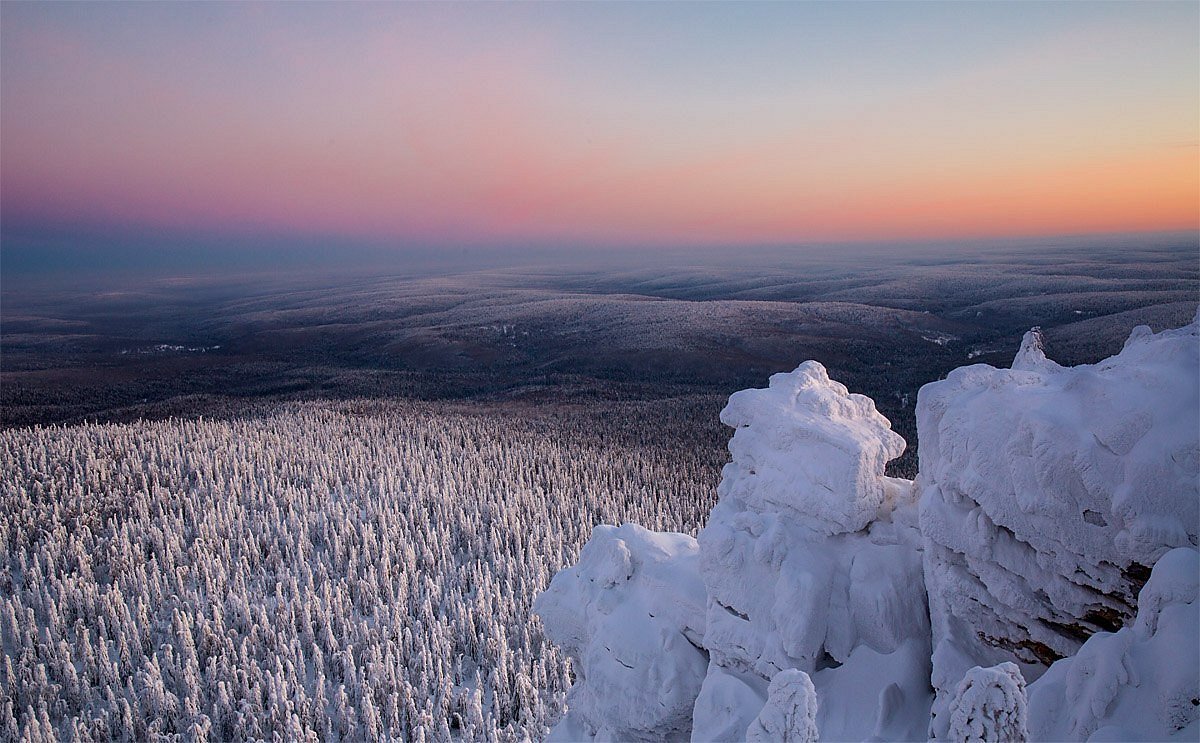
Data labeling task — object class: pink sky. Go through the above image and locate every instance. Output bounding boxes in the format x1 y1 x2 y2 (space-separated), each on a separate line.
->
2 2 1197 252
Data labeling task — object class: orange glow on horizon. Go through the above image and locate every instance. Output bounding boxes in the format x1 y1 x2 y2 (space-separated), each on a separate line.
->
2 2 1197 250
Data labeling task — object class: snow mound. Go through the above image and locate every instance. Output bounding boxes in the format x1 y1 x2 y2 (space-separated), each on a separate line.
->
690 666 766 743
745 669 819 743
947 662 1029 743
1027 547 1200 742
719 360 907 536
812 638 933 742
918 316 1200 735
533 523 708 741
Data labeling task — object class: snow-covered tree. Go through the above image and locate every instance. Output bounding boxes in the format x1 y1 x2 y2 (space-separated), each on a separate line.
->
745 669 820 743
947 663 1028 743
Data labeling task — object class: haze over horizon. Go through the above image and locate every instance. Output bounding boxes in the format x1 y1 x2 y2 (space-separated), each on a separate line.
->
2 1 1198 277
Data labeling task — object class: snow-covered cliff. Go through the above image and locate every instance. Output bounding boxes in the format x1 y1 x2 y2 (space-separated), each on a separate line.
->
919 318 1199 737
536 315 1199 741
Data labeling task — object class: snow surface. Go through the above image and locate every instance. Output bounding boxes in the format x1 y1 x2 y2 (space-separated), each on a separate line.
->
536 313 1199 742
744 670 818 743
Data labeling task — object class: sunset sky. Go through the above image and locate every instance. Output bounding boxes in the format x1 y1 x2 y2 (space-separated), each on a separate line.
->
2 1 1197 271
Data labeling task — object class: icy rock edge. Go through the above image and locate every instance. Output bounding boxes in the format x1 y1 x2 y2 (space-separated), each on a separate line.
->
535 315 1199 742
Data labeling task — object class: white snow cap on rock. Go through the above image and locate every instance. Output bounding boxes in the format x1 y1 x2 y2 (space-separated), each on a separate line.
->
719 360 907 536
919 315 1200 736
745 669 819 743
1011 327 1063 374
533 523 708 741
947 662 1029 743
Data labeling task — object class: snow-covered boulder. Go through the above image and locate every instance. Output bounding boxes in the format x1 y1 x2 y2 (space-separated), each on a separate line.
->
918 316 1200 737
1027 547 1199 742
533 523 708 741
696 360 933 740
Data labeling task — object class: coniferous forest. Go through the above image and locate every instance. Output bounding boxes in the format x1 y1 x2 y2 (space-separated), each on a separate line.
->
0 399 725 741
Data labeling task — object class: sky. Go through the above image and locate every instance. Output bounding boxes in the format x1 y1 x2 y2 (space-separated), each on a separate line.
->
1 1 1198 274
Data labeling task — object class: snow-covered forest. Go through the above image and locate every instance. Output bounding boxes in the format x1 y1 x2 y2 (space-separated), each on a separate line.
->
0 399 725 741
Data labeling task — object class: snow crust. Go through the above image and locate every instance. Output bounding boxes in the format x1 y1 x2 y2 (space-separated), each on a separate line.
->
536 314 1199 742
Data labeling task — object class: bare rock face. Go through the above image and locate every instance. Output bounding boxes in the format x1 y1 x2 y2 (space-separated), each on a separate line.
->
1026 547 1199 742
917 316 1200 737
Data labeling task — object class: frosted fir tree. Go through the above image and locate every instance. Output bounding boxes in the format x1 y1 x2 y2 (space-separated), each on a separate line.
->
745 670 820 743
947 663 1029 743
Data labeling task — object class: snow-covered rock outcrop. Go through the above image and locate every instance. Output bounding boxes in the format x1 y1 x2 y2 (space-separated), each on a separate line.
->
715 360 907 537
918 318 1200 735
538 361 931 741
700 362 925 675
1026 547 1199 741
696 361 931 741
536 314 1199 742
533 523 708 741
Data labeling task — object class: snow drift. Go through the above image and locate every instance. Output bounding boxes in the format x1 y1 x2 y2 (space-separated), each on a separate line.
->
536 314 1199 741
